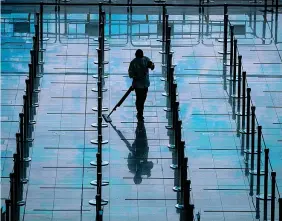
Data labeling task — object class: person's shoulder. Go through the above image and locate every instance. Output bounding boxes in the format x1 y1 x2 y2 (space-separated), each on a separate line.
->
144 56 150 61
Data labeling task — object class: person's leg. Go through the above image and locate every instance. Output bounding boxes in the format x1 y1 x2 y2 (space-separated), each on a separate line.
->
135 88 142 117
135 88 148 120
139 88 148 117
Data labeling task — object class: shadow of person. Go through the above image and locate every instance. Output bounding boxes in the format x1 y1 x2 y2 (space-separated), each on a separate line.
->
127 121 154 184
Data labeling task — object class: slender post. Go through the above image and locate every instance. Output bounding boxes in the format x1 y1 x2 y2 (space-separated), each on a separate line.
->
184 180 191 210
16 133 25 206
256 126 262 196
271 172 276 221
23 95 31 161
40 3 44 50
5 199 11 221
250 106 256 196
10 173 16 221
246 88 251 161
279 198 282 221
175 157 188 209
264 148 269 221
229 26 234 80
264 0 268 12
223 4 228 54
241 72 247 131
232 39 237 95
237 56 242 113
162 5 166 42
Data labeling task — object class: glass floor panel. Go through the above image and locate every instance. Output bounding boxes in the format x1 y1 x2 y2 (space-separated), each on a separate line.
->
1 1 282 220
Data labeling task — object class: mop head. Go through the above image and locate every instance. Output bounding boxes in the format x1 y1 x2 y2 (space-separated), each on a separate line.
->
102 114 112 123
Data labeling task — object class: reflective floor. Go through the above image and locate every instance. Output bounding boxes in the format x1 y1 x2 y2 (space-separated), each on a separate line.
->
1 1 282 221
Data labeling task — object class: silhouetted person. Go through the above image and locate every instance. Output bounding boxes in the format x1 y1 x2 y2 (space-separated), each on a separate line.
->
127 121 153 184
128 49 155 121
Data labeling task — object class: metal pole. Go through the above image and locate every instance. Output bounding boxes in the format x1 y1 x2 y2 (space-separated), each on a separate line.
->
256 126 262 196
10 173 17 221
170 120 182 169
237 56 242 113
5 199 11 221
175 157 188 209
279 198 282 221
40 3 44 50
250 106 256 195
246 88 251 162
229 25 234 80
23 94 31 161
162 5 166 42
223 4 228 55
241 72 246 130
16 134 25 206
271 172 276 221
232 39 237 95
263 148 269 221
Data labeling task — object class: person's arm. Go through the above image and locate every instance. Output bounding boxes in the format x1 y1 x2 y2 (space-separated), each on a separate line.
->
147 59 155 70
128 61 135 78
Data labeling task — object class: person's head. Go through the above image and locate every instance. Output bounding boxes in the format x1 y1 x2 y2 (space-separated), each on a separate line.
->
135 49 144 58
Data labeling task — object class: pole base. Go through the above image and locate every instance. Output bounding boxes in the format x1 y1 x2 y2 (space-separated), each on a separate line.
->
17 200 25 206
167 144 175 149
93 74 108 79
89 199 108 206
256 194 272 201
244 149 260 154
91 123 108 128
91 139 109 144
92 88 108 92
163 107 171 112
175 203 184 210
21 178 29 184
170 164 178 169
32 103 39 107
90 180 109 186
96 47 110 51
236 111 247 116
172 186 181 192
239 129 252 134
94 61 109 65
218 50 230 55
23 157 31 162
29 120 36 125
249 170 265 176
217 39 231 43
92 107 108 112
90 160 109 167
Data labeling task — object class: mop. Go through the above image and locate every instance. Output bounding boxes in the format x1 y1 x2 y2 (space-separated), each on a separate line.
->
102 86 134 123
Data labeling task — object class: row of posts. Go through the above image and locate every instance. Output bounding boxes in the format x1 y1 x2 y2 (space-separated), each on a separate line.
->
2 8 45 221
88 4 109 221
221 5 281 221
159 6 195 221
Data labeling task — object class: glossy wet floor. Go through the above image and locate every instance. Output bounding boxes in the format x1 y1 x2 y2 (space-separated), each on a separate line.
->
1 2 282 221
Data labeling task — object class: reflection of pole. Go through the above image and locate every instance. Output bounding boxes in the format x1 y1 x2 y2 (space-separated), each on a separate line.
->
271 172 276 221
274 11 278 44
262 11 266 44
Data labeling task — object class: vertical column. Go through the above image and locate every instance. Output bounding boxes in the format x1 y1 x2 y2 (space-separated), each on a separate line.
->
271 172 276 221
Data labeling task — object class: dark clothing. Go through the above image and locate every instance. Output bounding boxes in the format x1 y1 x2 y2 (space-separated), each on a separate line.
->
135 88 148 117
128 56 151 88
